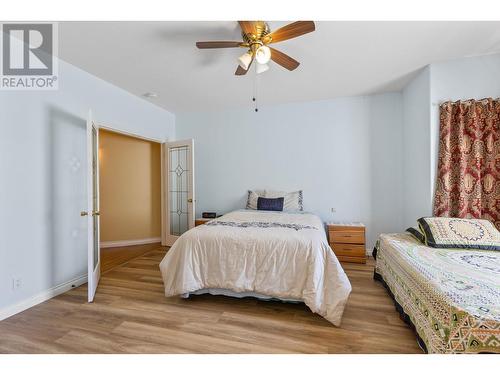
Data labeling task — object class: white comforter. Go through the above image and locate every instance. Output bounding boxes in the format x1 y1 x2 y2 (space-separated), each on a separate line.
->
159 210 352 326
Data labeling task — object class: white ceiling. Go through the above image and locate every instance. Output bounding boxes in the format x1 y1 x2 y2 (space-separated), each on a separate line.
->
59 21 500 113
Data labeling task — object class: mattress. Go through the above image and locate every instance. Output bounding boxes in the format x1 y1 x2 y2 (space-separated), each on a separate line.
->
159 209 352 326
374 232 500 354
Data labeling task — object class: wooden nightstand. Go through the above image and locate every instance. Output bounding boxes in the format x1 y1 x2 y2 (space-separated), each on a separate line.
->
327 222 366 264
195 218 213 226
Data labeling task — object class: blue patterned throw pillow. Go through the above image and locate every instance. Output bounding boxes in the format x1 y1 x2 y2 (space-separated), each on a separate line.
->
418 217 500 250
257 197 284 212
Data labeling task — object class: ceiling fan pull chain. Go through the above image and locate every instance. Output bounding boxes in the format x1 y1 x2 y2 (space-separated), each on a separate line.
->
253 63 259 112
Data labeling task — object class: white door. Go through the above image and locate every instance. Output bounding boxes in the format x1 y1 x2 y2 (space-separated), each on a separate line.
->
164 139 195 246
83 110 101 302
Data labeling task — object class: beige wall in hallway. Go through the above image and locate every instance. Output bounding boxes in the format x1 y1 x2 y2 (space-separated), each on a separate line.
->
99 129 161 242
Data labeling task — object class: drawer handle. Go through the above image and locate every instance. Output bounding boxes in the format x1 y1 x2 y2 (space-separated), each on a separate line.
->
334 246 362 251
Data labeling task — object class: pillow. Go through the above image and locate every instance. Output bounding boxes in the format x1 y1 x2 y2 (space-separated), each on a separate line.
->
417 217 500 250
264 190 303 211
406 226 425 243
246 190 265 210
257 197 284 212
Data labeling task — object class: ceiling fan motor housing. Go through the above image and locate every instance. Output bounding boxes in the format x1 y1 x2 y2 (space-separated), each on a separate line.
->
242 21 271 46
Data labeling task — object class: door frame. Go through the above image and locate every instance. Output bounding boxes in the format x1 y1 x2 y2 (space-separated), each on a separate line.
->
97 123 169 245
99 124 166 144
163 139 195 246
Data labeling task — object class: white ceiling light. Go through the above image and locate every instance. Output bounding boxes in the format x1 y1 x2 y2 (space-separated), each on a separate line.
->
142 92 158 98
255 45 271 64
238 51 253 70
256 63 269 74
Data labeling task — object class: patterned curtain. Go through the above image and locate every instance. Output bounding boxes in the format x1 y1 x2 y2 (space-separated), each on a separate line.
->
433 98 500 229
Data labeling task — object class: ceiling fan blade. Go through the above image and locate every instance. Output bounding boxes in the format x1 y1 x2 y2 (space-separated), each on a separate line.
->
235 59 253 75
266 21 315 44
196 41 242 49
238 21 258 36
235 65 247 75
269 47 300 71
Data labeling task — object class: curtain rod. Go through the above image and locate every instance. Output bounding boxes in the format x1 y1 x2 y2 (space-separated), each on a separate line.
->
432 97 499 106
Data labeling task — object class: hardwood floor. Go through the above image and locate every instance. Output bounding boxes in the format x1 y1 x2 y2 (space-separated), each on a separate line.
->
0 248 422 354
101 243 162 274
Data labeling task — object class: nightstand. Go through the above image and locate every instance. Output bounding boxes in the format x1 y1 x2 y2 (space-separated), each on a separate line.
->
327 222 366 264
195 218 213 226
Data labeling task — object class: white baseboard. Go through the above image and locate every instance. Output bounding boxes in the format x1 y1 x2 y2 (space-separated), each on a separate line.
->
100 237 161 248
0 274 87 321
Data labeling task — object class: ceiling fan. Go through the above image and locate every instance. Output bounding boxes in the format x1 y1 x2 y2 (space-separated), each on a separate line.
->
196 21 315 75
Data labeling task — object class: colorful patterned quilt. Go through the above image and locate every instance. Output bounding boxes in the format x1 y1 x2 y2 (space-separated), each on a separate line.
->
374 233 500 354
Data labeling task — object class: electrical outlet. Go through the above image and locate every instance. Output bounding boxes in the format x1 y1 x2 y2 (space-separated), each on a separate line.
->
12 277 22 291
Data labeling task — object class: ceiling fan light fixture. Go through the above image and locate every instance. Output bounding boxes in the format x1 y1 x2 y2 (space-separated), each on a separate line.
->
238 51 253 70
196 21 315 75
256 63 269 74
255 45 271 64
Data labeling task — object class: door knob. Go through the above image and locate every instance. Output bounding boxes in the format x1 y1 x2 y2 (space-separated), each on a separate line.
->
187 198 193 203
92 211 100 216
80 211 88 216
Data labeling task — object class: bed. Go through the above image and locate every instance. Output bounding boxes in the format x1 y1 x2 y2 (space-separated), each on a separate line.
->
374 232 500 354
159 209 352 326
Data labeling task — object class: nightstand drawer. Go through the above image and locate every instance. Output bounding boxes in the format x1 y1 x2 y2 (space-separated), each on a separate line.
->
329 230 364 244
336 255 366 264
331 243 365 257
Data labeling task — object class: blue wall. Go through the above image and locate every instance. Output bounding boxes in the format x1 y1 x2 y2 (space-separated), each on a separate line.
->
177 93 404 248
